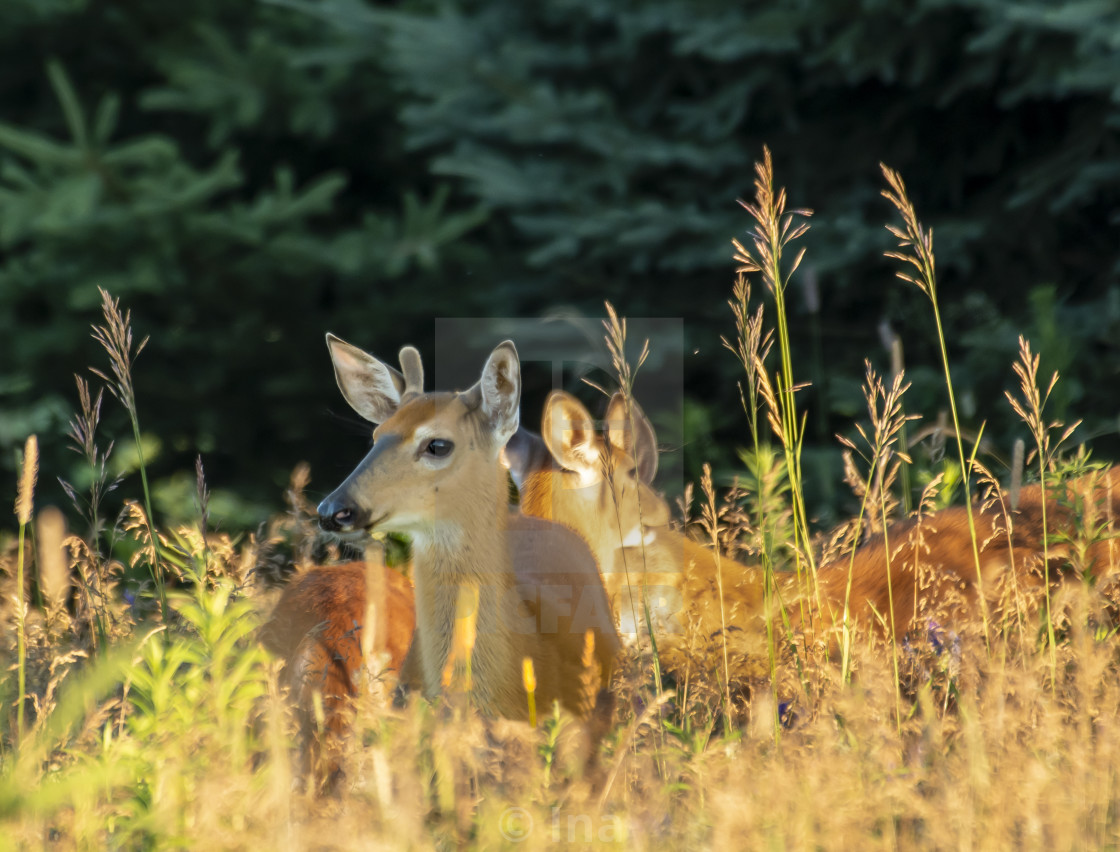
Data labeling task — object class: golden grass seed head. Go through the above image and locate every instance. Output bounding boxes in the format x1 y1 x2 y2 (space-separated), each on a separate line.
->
15 434 38 525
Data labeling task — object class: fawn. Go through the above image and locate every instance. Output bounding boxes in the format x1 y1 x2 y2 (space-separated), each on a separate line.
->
259 559 414 788
506 390 771 686
316 336 619 726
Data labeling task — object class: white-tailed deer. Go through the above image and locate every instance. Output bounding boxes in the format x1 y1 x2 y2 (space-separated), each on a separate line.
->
508 391 772 684
259 560 415 788
509 391 1120 655
316 337 619 726
805 465 1120 644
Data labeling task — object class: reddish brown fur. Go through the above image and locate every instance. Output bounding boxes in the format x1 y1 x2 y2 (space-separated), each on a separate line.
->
509 395 772 687
259 562 414 788
807 467 1120 642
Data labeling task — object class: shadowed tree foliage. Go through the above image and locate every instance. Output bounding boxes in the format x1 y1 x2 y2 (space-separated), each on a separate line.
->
1 0 1118 527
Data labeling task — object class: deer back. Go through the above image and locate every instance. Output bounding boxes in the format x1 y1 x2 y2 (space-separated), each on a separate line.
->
809 465 1120 640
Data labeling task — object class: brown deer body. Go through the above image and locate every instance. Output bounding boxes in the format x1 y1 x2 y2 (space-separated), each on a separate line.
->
259 560 414 786
316 337 618 725
806 466 1120 642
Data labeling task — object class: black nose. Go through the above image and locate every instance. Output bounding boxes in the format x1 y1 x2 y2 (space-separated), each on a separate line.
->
317 496 367 532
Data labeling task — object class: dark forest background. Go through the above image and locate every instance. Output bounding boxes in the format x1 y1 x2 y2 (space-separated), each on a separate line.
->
2 0 1118 534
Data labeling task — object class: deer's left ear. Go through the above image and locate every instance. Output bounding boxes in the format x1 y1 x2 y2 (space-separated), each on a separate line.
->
605 392 658 483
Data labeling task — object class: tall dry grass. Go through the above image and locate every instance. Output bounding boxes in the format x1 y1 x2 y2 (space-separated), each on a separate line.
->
2 153 1119 850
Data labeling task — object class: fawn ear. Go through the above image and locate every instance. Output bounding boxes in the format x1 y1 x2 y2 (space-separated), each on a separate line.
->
325 333 406 424
542 391 600 476
472 340 521 448
605 392 658 483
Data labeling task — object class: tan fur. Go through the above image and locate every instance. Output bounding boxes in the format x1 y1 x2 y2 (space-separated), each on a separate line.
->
319 339 619 728
515 392 772 684
511 392 1120 678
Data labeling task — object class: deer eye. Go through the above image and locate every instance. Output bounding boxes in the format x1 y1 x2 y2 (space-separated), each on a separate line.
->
423 438 454 458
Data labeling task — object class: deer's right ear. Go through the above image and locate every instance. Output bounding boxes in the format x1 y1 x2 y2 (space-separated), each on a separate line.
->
325 333 407 424
542 391 599 475
477 340 522 448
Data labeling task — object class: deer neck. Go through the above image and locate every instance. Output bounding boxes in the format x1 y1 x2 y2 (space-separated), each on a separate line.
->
517 465 559 523
520 467 615 547
409 463 519 709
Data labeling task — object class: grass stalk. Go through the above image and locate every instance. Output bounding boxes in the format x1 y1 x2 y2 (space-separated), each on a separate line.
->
594 303 676 776
699 464 734 731
58 376 119 647
1005 335 1078 690
733 148 818 631
889 335 914 515
876 496 901 733
594 303 665 700
837 364 913 711
90 287 167 620
881 164 990 649
13 435 38 746
722 277 785 734
973 459 1029 650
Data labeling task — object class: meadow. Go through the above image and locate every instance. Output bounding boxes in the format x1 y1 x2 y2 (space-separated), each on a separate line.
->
3 154 1119 851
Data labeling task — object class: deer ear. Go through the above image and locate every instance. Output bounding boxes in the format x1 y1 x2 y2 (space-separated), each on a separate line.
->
325 333 406 424
501 427 550 491
542 391 600 475
475 340 521 447
397 345 424 401
605 392 658 483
